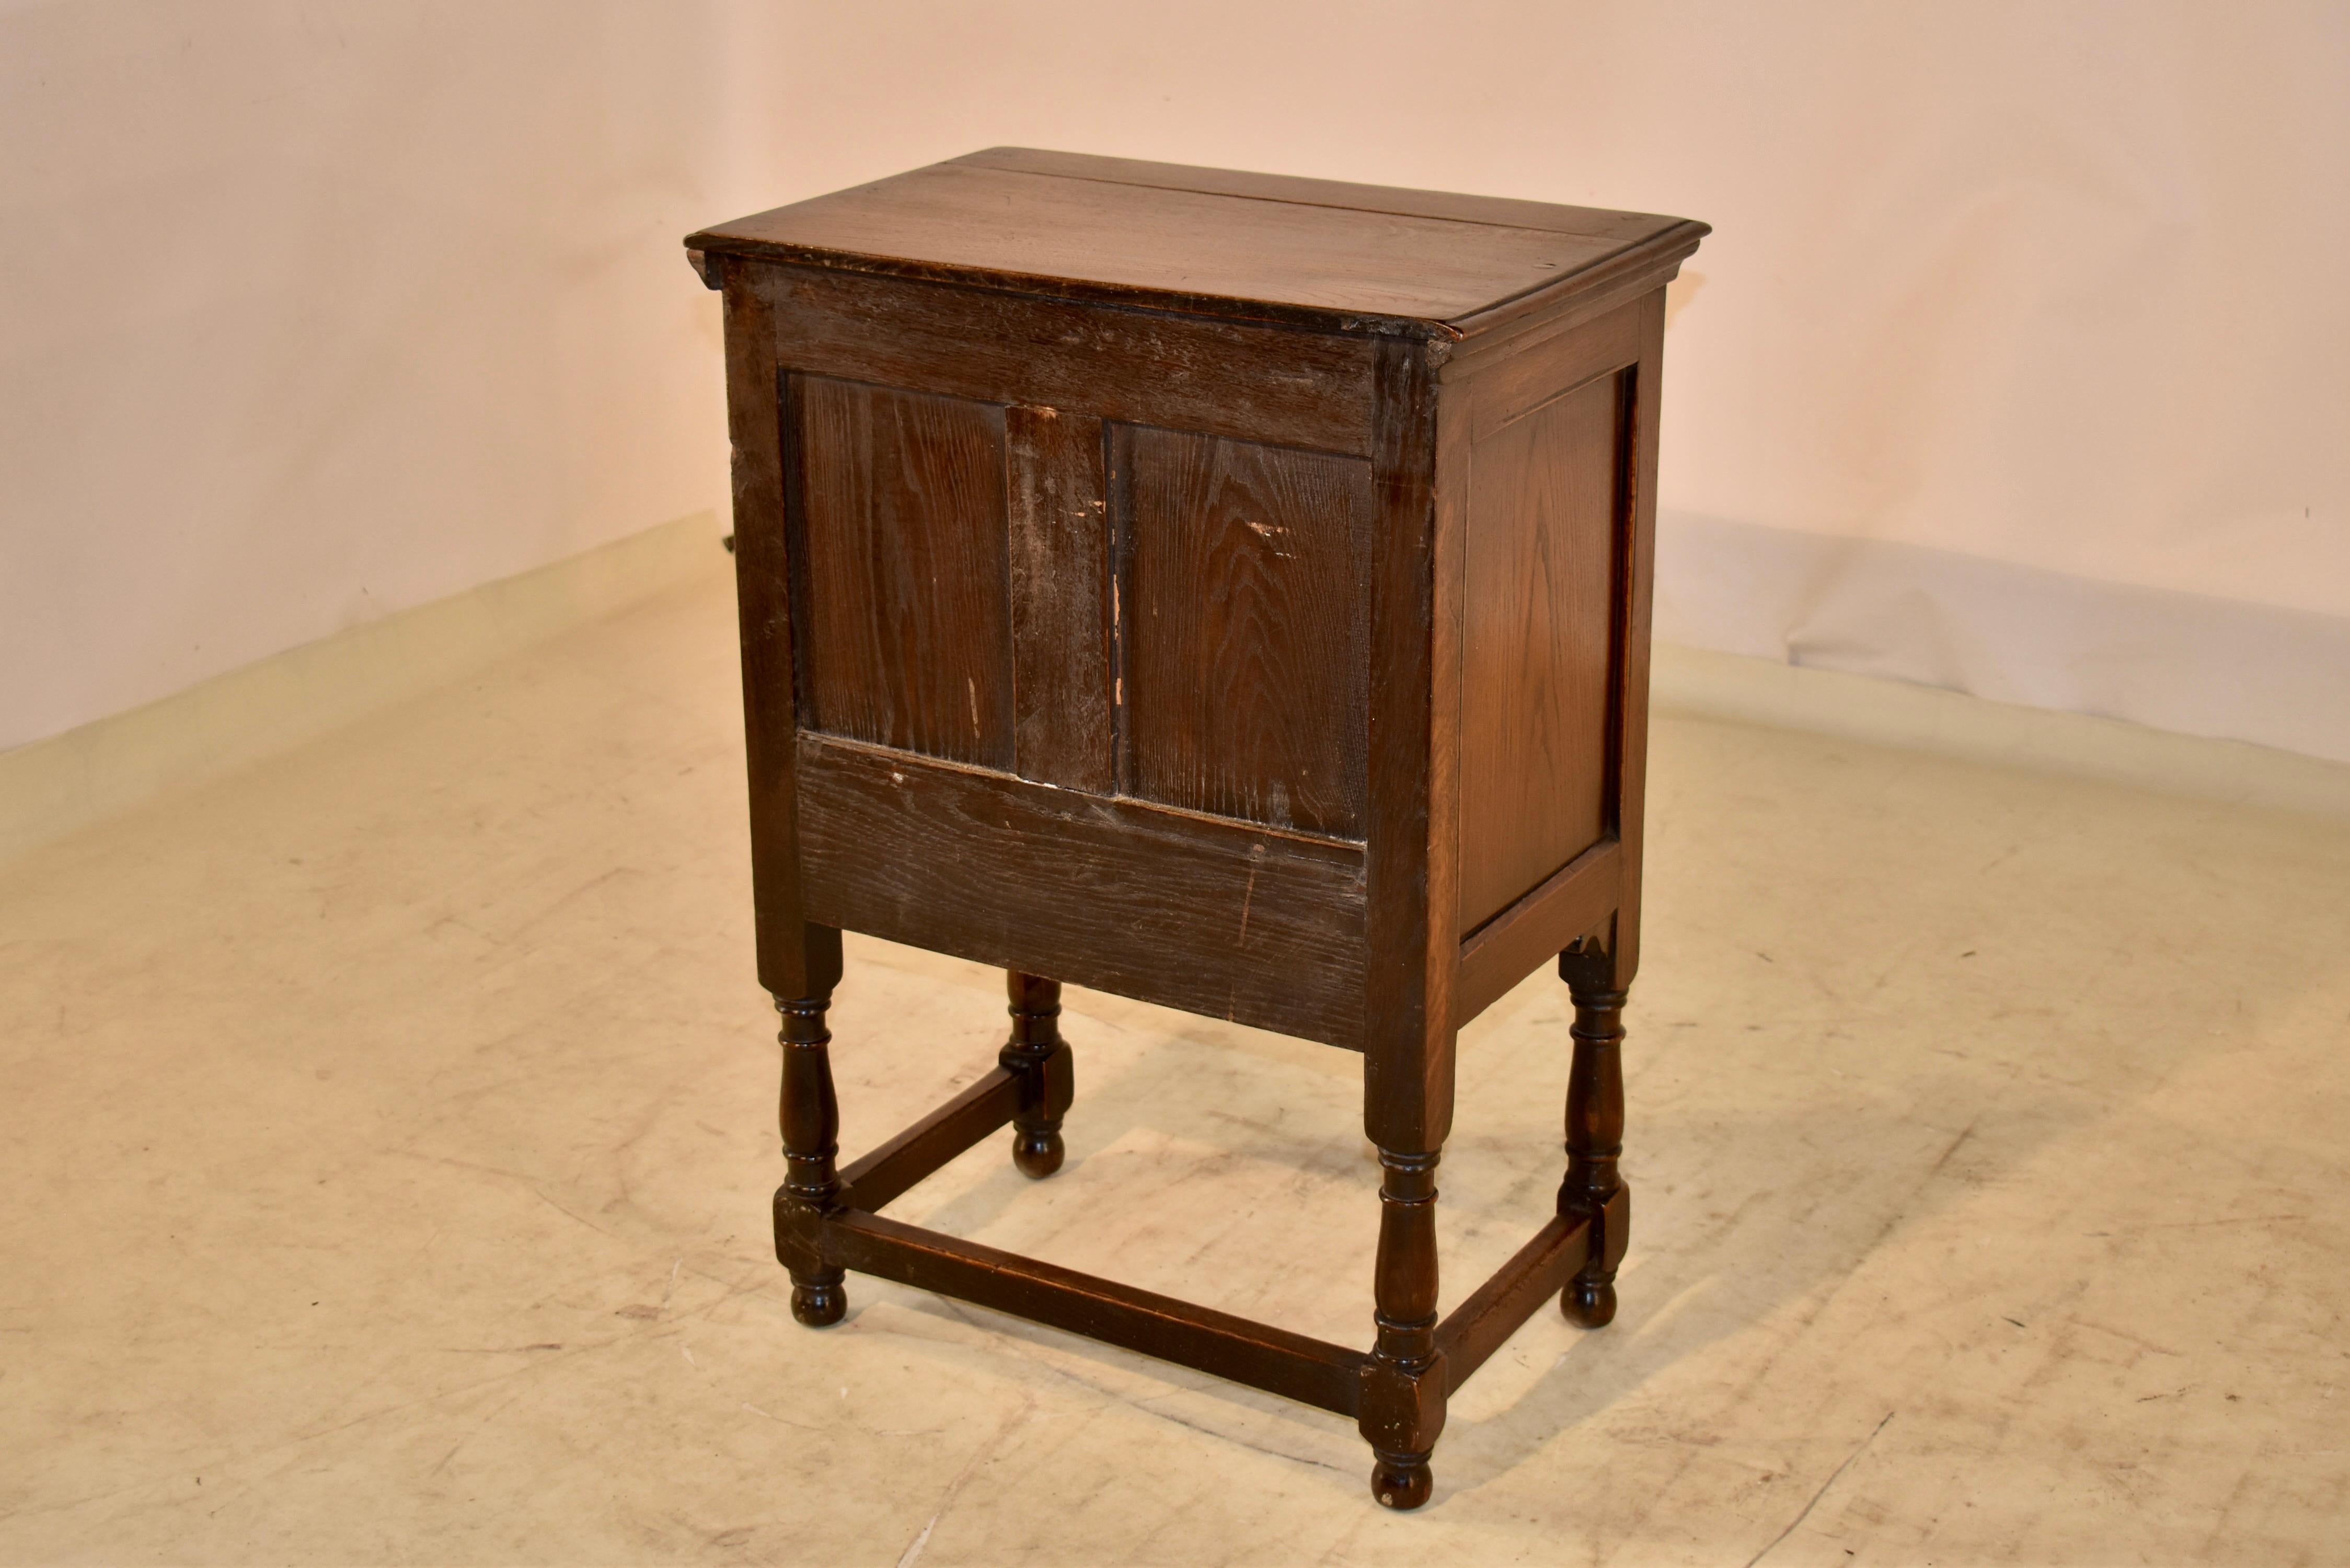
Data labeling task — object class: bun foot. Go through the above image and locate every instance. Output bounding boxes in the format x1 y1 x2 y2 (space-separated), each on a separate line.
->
1011 1127 1065 1179
790 1278 846 1327
1370 1450 1433 1511
1563 1277 1617 1329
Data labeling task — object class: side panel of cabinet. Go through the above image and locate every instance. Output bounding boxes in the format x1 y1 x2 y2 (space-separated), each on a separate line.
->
1455 365 1630 935
1112 426 1373 840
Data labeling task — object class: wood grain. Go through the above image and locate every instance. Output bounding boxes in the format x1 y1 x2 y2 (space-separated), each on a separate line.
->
1116 427 1372 839
792 374 1014 769
757 264 1377 456
1007 405 1113 792
793 734 1369 1048
698 157 1657 333
1456 371 1626 934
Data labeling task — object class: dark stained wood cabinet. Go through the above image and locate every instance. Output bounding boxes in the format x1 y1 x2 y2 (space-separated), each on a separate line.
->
686 148 1707 1509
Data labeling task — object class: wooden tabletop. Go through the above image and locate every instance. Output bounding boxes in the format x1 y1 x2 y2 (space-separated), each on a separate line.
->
687 148 1707 340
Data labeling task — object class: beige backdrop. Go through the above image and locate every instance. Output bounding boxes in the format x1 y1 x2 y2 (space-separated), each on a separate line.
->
6 1 2345 759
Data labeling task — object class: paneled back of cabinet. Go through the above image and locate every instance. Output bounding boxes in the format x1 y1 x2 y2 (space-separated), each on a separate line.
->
774 268 1379 849
734 246 1668 1046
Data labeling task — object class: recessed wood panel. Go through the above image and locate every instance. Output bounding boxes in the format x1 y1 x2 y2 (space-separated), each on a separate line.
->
1457 371 1626 934
790 375 1013 768
1114 427 1372 839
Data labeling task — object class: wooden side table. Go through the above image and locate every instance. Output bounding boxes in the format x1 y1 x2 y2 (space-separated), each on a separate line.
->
686 148 1706 1508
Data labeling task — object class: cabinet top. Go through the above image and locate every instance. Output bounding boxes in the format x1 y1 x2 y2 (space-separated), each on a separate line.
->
685 148 1707 342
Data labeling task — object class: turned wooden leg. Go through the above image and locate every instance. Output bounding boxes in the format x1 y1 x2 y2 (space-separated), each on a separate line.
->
1559 937 1629 1328
1360 1146 1445 1509
999 972 1075 1179
773 991 846 1326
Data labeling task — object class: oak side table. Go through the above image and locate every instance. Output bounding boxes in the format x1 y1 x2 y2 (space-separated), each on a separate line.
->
685 148 1707 1509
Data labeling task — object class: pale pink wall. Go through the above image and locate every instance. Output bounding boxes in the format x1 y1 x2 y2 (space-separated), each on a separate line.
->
0 2 744 751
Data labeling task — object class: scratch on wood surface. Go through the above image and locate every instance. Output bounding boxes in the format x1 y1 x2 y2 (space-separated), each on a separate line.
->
1242 517 1296 558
